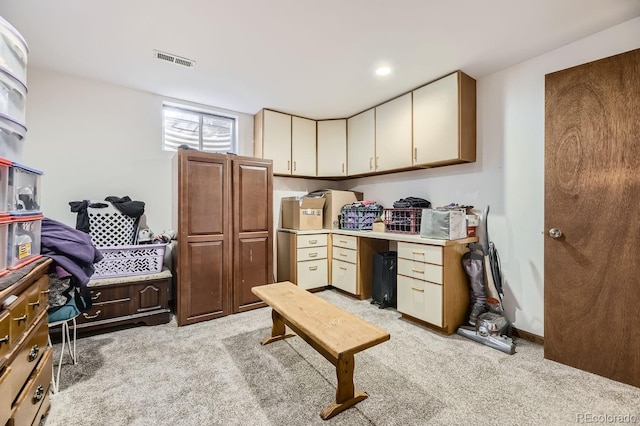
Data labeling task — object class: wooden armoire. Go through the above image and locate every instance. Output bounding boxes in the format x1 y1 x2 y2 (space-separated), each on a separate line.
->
172 149 273 326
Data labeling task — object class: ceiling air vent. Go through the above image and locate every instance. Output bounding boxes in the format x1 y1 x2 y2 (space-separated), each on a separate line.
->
153 50 196 68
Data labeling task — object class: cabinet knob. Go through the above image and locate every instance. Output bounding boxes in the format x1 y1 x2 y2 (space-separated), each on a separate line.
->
548 228 563 239
33 385 44 404
414 147 418 162
83 310 102 320
29 344 39 362
91 291 102 300
0 335 8 344
369 158 373 169
287 160 290 171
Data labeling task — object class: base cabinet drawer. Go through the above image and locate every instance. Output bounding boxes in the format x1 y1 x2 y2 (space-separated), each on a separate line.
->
0 365 11 426
8 312 48 404
332 246 357 264
397 275 443 327
296 260 328 290
297 234 328 248
11 347 52 426
76 299 131 325
397 242 443 265
331 260 357 295
397 258 443 284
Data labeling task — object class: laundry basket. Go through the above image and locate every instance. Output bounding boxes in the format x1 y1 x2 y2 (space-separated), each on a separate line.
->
87 202 138 247
93 243 166 278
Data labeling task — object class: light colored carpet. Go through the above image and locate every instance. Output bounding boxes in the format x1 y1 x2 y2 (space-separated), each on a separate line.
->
44 289 640 425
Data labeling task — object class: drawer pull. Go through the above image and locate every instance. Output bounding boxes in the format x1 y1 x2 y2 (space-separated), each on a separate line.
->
309 240 317 244
309 266 318 271
339 240 348 244
14 314 27 323
339 253 347 257
29 301 41 307
91 291 102 300
28 344 39 361
412 250 425 255
308 253 318 258
412 268 425 274
33 385 44 404
339 266 347 271
83 310 102 320
40 289 50 294
411 287 425 293
0 335 8 344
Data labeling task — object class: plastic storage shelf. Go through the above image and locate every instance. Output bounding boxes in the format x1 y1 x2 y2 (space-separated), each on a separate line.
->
0 114 26 159
340 204 383 230
0 213 9 276
7 162 42 214
0 66 27 124
0 16 28 85
383 208 423 234
7 213 43 270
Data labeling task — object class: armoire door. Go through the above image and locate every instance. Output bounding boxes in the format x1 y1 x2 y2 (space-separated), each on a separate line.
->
174 150 231 326
232 156 273 313
544 48 640 387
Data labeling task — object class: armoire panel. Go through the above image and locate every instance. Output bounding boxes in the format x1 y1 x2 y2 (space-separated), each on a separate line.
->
235 163 271 232
185 240 228 319
234 237 270 312
187 160 226 236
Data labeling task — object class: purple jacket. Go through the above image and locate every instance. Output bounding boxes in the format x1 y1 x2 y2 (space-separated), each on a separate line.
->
41 217 103 288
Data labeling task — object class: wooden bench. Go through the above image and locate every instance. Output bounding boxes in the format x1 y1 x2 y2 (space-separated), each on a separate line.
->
251 281 390 420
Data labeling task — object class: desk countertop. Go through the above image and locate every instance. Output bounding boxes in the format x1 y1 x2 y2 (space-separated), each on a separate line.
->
277 228 478 246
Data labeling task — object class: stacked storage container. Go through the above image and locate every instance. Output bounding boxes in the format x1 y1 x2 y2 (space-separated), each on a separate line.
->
0 16 44 272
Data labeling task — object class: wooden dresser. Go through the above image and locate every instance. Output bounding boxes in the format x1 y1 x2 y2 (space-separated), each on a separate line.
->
0 258 53 426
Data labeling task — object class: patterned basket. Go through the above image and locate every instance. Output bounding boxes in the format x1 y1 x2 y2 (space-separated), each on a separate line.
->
383 208 423 234
87 203 137 247
340 204 383 230
93 243 166 278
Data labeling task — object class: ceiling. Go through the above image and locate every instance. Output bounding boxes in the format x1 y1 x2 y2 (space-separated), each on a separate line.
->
1 0 639 120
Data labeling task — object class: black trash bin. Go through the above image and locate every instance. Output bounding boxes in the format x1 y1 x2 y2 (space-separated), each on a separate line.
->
371 251 397 309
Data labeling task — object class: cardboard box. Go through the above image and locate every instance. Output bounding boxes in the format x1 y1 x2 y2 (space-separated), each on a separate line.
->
281 196 325 230
309 189 363 229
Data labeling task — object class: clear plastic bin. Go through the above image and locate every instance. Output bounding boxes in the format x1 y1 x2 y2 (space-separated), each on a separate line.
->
0 113 26 159
7 162 42 214
0 157 9 214
0 16 28 85
0 213 9 276
8 213 42 270
0 66 27 124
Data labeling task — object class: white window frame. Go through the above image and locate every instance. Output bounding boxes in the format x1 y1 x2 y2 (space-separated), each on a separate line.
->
162 102 238 154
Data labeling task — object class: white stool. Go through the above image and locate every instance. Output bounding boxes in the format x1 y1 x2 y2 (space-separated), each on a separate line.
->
48 314 79 393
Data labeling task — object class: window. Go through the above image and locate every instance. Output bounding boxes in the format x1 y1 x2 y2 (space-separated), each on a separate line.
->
162 104 237 153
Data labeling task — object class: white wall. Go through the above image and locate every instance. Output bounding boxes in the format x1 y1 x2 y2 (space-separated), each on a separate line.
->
20 16 640 336
22 69 254 231
341 16 640 336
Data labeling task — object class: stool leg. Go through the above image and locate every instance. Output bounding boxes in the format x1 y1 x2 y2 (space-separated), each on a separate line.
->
55 322 68 394
71 317 77 364
48 334 58 394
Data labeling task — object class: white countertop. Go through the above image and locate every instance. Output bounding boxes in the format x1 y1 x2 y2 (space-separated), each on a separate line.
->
277 228 477 246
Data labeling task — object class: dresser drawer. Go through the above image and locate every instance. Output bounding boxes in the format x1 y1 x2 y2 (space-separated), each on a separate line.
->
6 294 28 345
296 259 328 290
297 234 328 248
331 259 357 294
0 311 10 359
76 299 131 325
11 347 51 426
0 365 11 426
397 275 443 327
25 279 46 329
7 311 48 405
332 246 357 264
332 234 357 250
397 242 442 265
397 258 443 284
87 284 131 304
297 246 327 261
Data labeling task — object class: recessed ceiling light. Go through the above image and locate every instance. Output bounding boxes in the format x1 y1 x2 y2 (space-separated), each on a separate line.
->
375 66 391 76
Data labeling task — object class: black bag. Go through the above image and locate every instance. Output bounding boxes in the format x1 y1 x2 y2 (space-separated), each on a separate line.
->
393 197 431 209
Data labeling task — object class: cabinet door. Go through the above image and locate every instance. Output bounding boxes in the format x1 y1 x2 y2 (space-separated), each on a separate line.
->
331 259 357 294
317 119 347 177
413 71 476 166
291 116 317 176
347 108 376 175
233 156 273 313
175 150 231 326
375 93 413 172
262 110 292 175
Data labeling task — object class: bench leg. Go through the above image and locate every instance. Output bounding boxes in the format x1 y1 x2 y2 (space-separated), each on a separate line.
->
261 309 295 345
320 354 368 420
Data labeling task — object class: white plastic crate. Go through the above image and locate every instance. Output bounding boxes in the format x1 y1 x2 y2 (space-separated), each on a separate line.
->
93 243 166 278
87 202 137 247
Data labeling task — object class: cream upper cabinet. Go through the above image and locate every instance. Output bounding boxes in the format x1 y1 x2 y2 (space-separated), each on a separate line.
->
347 108 376 176
317 119 346 177
374 93 412 172
412 71 476 166
291 116 317 176
255 109 292 175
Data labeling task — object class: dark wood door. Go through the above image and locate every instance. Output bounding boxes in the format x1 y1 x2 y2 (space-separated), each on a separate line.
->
544 48 640 387
175 150 232 326
232 156 273 313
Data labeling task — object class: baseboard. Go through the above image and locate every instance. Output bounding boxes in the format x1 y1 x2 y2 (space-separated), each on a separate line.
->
512 327 544 345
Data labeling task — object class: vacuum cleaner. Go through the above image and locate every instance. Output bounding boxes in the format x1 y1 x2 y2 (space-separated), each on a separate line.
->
456 205 516 355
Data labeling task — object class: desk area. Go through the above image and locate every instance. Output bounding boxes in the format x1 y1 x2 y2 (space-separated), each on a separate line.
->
277 228 478 335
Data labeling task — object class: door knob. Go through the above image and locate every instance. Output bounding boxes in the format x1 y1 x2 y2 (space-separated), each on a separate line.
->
548 228 563 238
